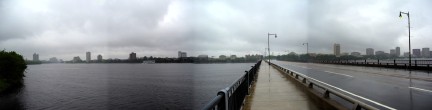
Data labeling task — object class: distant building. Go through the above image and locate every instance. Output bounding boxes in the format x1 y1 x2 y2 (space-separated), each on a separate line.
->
375 51 385 56
198 54 208 58
73 56 82 63
32 53 39 61
341 52 349 56
49 57 58 63
219 55 227 60
334 43 340 57
129 52 137 61
390 49 396 56
178 51 187 58
404 52 410 57
366 48 374 55
413 49 421 57
422 48 430 58
86 52 91 63
396 47 400 57
97 54 103 62
230 55 237 60
350 52 361 57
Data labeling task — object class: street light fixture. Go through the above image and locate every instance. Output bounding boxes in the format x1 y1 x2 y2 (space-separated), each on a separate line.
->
302 43 309 55
268 33 277 64
399 11 411 68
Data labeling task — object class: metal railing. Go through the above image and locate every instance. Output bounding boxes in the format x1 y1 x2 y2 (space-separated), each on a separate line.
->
202 60 261 110
267 61 380 110
316 59 432 71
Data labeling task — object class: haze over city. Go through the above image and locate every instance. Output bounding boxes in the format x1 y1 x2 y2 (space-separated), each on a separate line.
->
1 0 432 60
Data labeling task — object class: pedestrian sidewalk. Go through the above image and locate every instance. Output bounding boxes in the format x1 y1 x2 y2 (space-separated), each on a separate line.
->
243 62 319 110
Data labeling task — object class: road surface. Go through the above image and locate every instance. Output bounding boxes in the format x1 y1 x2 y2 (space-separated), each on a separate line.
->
272 60 432 110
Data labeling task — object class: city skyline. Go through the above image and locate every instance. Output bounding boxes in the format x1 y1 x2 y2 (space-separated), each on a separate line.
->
1 0 432 60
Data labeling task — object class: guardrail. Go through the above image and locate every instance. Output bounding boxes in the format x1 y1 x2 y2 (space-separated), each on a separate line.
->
267 60 381 110
316 59 432 71
202 60 262 110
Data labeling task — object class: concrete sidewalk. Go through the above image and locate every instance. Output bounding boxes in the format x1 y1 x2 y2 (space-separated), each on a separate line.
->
243 62 319 110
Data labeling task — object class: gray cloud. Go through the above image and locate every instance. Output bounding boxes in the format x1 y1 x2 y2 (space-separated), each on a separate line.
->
0 0 431 60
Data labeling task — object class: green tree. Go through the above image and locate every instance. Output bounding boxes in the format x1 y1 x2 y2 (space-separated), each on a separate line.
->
0 50 27 92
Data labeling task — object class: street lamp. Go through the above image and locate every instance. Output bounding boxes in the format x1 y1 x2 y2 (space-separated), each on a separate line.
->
302 43 309 55
399 11 411 68
268 33 277 64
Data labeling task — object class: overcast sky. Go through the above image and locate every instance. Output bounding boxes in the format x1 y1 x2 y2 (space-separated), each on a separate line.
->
1 0 431 60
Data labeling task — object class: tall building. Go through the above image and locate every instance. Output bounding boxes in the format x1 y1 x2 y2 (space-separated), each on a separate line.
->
129 52 137 61
333 43 340 57
396 47 400 57
32 53 39 61
178 51 187 58
422 48 430 58
366 48 374 55
97 54 102 62
86 52 91 63
390 49 396 56
413 49 421 57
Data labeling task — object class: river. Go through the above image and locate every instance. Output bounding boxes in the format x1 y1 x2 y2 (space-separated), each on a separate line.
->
0 63 255 110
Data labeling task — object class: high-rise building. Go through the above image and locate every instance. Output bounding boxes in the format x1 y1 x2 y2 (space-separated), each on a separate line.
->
334 43 340 57
413 49 421 57
86 52 91 63
97 54 102 62
129 52 137 61
422 48 430 58
390 49 396 56
33 53 39 61
366 48 374 55
178 51 187 58
396 47 400 57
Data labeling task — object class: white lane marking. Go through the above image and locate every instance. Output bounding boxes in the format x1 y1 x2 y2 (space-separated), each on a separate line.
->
409 87 432 93
324 71 354 77
287 69 396 110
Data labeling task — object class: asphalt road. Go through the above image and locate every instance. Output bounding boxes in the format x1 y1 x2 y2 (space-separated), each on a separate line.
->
272 60 432 110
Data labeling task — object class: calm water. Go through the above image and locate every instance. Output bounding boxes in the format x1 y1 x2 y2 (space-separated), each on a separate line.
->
0 63 255 110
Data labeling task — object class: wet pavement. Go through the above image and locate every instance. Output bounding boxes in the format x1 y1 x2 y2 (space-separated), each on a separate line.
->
272 60 432 110
243 62 319 110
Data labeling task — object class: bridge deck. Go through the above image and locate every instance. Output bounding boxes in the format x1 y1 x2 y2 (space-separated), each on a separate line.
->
243 62 319 110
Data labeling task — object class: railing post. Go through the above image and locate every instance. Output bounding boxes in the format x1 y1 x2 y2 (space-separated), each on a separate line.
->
246 71 250 95
377 59 380 65
415 60 417 67
324 90 330 98
217 90 228 110
394 59 396 66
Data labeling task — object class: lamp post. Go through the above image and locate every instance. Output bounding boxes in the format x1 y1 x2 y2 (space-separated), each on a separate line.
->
268 33 277 64
399 11 411 68
303 43 309 55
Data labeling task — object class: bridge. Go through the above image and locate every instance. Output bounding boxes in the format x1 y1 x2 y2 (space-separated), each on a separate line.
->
203 60 432 110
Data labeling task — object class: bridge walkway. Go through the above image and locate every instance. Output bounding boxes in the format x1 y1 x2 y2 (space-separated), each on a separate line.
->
243 61 319 110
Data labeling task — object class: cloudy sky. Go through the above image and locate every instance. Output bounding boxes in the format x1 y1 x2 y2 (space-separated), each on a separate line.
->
1 0 431 60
